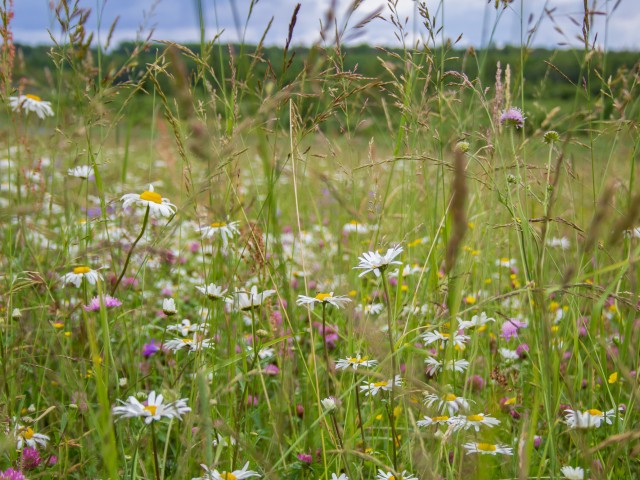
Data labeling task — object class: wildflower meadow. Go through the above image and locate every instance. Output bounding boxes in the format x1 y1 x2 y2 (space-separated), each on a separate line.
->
1 1 640 479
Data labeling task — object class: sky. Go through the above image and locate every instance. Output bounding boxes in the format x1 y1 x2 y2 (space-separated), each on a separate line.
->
9 0 640 50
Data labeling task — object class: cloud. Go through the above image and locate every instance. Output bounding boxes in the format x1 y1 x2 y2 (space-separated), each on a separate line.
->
8 0 640 50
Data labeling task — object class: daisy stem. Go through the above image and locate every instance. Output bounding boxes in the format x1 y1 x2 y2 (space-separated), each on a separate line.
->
354 374 366 451
111 205 150 295
321 303 332 395
380 269 398 471
150 422 161 480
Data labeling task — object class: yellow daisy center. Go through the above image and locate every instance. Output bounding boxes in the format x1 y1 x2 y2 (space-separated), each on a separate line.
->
315 292 332 301
467 414 485 422
73 266 91 274
348 356 368 364
22 427 35 439
477 443 497 452
220 474 237 480
348 220 358 225
182 339 192 343
140 190 162 204
444 393 457 401
440 333 450 338
586 408 603 416
432 415 449 422
25 94 41 101
210 222 226 228
144 405 158 416
373 381 388 388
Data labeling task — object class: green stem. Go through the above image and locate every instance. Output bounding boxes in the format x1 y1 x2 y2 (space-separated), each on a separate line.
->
150 422 161 480
380 270 398 471
111 205 150 295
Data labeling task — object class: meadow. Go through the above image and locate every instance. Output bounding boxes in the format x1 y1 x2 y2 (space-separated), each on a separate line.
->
1 1 640 479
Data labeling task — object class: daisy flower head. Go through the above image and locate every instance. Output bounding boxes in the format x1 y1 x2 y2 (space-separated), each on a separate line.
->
422 330 469 349
416 414 452 427
68 165 94 180
451 413 501 432
564 407 621 429
164 333 215 353
496 257 517 268
424 357 470 376
193 462 261 480
335 354 377 370
376 469 417 480
9 94 54 119
112 390 190 424
296 292 352 309
15 425 49 450
360 375 402 397
354 245 403 277
500 107 525 129
166 319 208 337
60 266 103 288
162 298 178 316
463 442 513 455
196 283 228 300
457 312 496 330
121 184 176 218
560 466 585 480
331 474 349 480
227 286 275 312
343 220 370 234
199 220 240 247
423 392 470 415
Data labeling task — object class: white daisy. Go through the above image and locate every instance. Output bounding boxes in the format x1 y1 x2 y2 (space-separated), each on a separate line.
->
60 266 103 287
546 237 570 250
354 245 403 277
9 94 54 119
196 283 228 300
496 257 517 268
331 474 349 480
424 357 469 376
121 184 176 218
355 303 385 315
321 397 337 412
112 391 190 424
499 348 520 360
560 466 585 480
457 312 496 330
15 425 50 450
342 220 370 234
296 292 352 309
360 375 403 397
335 354 378 370
421 330 469 349
423 392 471 415
564 407 621 429
226 286 275 312
463 442 513 455
246 345 275 360
166 319 208 337
416 414 453 427
450 413 501 432
67 165 94 180
199 221 240 247
193 462 261 480
164 333 215 353
376 470 417 480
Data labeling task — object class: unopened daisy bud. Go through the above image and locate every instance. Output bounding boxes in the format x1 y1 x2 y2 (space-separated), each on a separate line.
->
321 397 337 412
455 140 470 153
162 298 177 316
12 308 22 320
543 130 560 144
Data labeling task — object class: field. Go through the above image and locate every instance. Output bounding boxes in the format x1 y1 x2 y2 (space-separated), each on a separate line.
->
1 1 640 479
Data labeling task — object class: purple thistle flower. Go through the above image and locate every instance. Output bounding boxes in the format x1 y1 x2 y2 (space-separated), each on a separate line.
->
83 295 122 312
142 339 160 358
500 107 525 129
0 469 26 480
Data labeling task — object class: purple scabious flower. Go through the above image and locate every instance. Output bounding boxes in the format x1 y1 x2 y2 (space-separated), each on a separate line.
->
500 107 525 129
0 469 26 480
142 339 160 358
83 295 122 312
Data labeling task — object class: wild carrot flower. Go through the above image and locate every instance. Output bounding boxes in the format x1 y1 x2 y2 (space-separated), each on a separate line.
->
83 295 121 312
193 462 261 480
296 292 351 309
121 184 176 218
335 354 377 370
500 107 525 129
60 266 103 287
198 221 240 247
9 94 54 118
354 246 403 277
112 391 190 424
463 442 513 455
